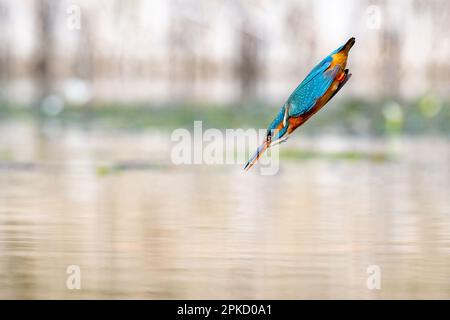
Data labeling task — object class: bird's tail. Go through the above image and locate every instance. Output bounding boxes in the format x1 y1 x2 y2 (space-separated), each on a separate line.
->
243 139 269 172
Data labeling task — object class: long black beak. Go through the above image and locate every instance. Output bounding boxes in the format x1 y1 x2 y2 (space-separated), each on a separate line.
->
342 37 355 52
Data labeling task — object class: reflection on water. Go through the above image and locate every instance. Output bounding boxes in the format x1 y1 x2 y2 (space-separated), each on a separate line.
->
0 121 449 299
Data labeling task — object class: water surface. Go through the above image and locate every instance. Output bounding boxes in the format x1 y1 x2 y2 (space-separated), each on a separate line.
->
0 122 449 299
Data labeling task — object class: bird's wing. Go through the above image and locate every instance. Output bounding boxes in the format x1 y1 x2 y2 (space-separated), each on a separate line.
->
326 69 351 103
265 59 338 138
288 62 339 117
298 57 332 88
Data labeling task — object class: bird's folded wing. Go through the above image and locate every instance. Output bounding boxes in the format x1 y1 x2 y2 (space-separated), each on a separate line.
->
297 58 332 89
289 64 339 117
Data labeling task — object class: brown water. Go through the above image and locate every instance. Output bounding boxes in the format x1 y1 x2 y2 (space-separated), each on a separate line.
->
0 122 449 299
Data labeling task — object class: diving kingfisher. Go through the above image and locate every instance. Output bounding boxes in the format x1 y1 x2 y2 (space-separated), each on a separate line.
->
244 37 355 171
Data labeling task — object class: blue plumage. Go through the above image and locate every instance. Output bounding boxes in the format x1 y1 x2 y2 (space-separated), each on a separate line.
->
287 58 336 117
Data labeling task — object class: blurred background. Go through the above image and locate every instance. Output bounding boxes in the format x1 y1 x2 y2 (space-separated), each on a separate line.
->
0 0 449 299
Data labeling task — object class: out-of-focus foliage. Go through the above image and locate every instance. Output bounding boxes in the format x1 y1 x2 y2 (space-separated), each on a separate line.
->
1 97 449 135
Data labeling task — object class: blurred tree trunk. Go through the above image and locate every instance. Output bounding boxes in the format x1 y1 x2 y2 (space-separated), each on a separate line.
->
380 29 400 98
167 7 199 101
34 0 56 107
0 1 10 88
284 2 315 74
379 0 401 99
237 25 261 101
422 0 449 93
74 14 93 81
